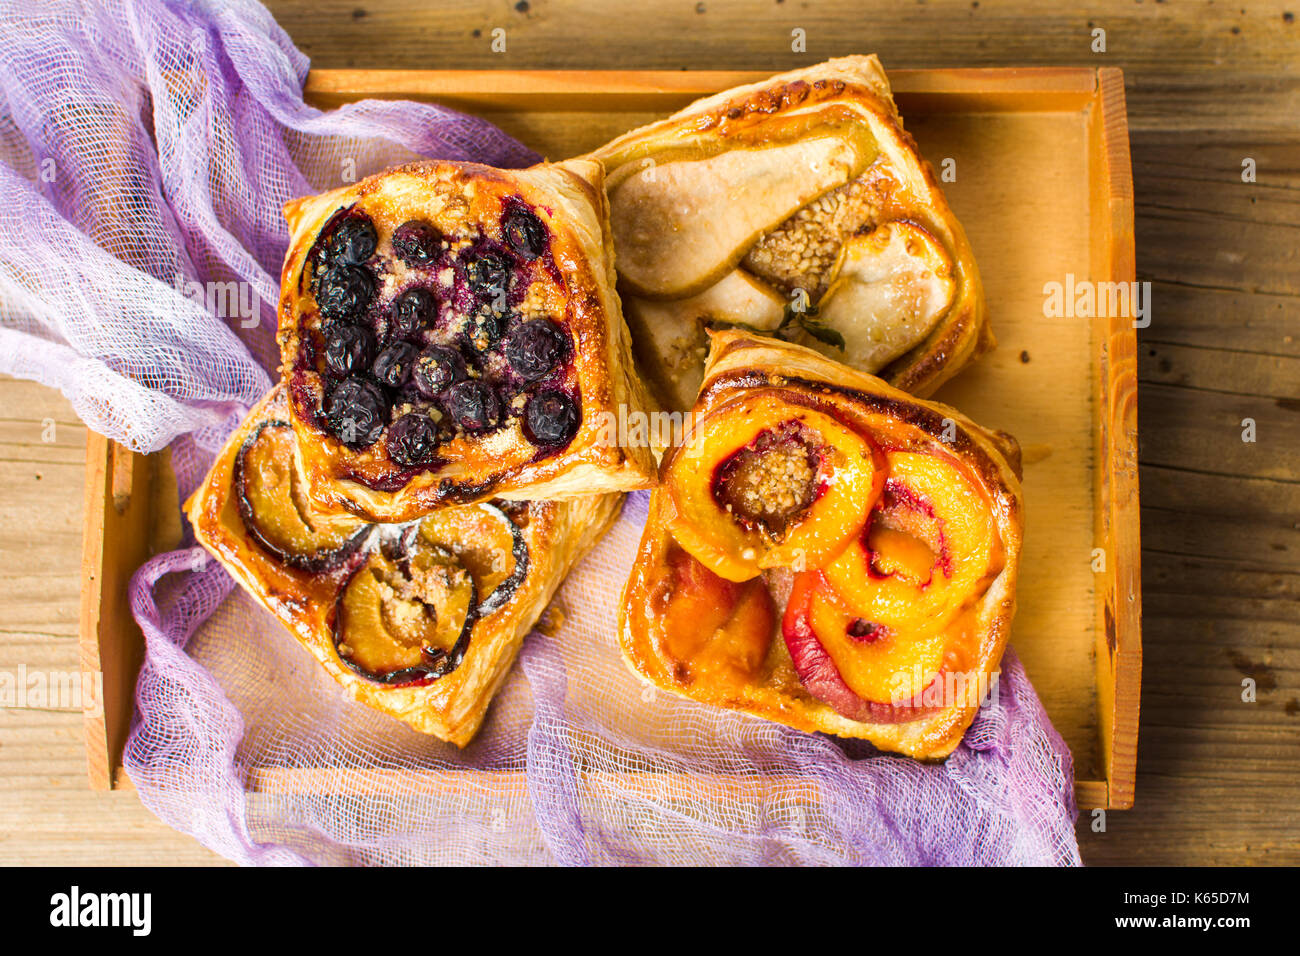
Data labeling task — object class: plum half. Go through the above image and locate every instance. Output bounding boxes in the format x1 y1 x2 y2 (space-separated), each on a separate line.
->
233 420 367 572
416 501 529 616
334 545 477 687
330 501 530 686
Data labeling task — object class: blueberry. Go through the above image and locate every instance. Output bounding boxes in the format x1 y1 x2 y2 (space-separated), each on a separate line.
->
469 306 506 352
443 380 501 433
503 318 568 381
390 288 436 339
463 250 511 301
386 412 440 467
391 220 442 266
412 344 468 397
503 205 547 260
326 376 388 449
323 323 376 377
524 390 579 446
324 215 378 265
316 265 374 321
371 342 419 389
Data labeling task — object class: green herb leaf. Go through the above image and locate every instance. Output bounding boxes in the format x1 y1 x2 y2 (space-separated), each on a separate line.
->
800 319 846 350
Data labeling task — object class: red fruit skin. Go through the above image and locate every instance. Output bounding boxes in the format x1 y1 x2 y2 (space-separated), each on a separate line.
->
781 572 935 725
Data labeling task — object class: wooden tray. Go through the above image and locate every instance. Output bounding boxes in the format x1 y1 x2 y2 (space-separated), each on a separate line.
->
78 67 1140 809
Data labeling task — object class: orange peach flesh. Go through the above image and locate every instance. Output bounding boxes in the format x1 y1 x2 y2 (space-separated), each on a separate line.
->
664 392 880 581
654 547 775 689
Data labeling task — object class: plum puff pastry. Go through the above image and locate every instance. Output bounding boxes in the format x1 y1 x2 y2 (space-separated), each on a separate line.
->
277 157 657 524
587 55 989 412
186 386 623 745
619 331 1022 759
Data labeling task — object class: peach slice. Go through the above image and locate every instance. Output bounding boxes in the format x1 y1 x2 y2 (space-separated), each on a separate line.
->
654 546 776 689
823 450 998 631
664 391 883 581
782 571 939 723
806 574 948 704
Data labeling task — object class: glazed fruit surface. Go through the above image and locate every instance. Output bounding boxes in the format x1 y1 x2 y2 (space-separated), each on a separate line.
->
287 198 582 489
663 390 883 582
230 412 532 687
652 391 1005 727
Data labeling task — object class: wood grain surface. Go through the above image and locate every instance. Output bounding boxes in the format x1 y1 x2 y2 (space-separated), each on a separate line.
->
2 0 1296 866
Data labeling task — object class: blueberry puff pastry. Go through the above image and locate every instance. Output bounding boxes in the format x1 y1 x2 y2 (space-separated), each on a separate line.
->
186 386 623 745
620 331 1022 759
587 55 990 412
277 158 657 523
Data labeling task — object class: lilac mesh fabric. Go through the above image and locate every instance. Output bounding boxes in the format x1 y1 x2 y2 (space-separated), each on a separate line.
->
0 0 1081 865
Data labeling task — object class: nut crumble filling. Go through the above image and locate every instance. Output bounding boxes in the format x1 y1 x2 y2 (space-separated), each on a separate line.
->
713 423 821 538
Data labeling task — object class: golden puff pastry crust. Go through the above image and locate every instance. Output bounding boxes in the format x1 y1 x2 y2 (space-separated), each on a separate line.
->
277 157 657 524
186 386 623 746
587 55 990 412
619 331 1022 759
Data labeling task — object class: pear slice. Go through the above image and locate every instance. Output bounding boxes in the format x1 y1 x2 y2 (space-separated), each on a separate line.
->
678 268 788 331
622 294 708 413
623 269 786 411
608 136 872 299
801 221 956 373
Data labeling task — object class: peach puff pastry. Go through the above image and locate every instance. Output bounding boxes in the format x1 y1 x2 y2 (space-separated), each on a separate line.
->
277 157 657 524
619 331 1022 759
186 386 623 745
587 55 989 412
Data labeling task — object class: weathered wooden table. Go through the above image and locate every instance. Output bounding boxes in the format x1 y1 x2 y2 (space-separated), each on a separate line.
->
1 0 1295 865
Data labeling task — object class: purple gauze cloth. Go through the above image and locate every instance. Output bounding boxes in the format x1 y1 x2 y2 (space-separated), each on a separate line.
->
0 0 1082 865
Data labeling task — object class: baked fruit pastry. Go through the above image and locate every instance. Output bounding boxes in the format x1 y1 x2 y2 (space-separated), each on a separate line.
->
587 55 989 412
619 331 1022 759
186 386 623 745
277 157 657 523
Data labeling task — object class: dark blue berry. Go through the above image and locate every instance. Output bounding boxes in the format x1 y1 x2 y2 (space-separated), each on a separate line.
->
503 205 547 260
463 250 511 301
524 390 579 446
469 306 506 352
503 318 567 381
326 376 388 449
412 344 467 397
443 380 501 433
323 323 375 377
390 287 436 339
386 413 440 467
371 342 419 389
391 220 442 266
324 215 378 265
316 265 374 321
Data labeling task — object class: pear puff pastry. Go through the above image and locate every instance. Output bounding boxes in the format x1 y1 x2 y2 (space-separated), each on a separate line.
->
588 55 989 411
187 386 623 745
620 332 1022 759
278 157 657 524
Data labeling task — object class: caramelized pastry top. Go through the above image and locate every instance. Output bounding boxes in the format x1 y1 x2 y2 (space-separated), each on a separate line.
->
587 55 989 412
185 385 626 745
620 332 1023 760
277 159 657 522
